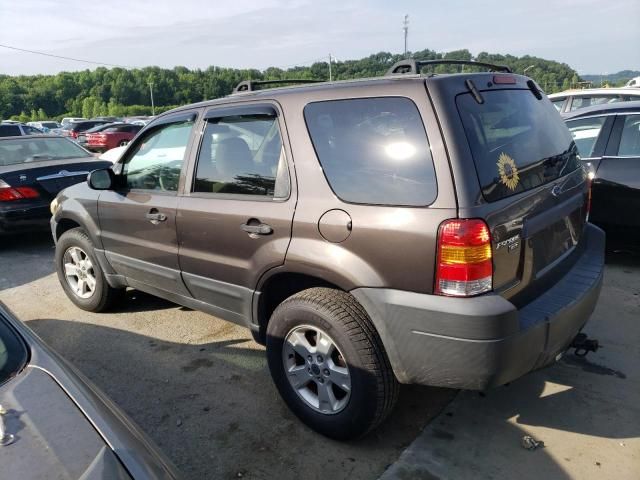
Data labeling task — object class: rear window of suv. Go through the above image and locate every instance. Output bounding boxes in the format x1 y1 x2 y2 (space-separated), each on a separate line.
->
457 89 580 202
304 97 437 206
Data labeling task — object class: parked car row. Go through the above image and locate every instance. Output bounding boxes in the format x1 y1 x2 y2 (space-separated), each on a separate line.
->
549 87 640 113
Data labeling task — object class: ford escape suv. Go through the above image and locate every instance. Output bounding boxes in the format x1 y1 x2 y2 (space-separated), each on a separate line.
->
50 59 605 440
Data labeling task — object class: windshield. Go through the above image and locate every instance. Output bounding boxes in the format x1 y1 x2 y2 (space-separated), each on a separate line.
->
0 312 28 386
0 137 90 166
457 89 580 202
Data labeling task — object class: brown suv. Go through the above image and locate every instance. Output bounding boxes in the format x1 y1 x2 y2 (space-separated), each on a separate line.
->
50 60 605 440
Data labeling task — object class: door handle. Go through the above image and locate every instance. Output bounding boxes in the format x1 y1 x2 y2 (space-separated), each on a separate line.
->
146 210 167 224
241 222 273 236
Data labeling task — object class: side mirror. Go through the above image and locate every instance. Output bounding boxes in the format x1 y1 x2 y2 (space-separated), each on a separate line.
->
88 169 115 190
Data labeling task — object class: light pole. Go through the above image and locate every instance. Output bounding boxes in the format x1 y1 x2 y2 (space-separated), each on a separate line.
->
523 65 535 76
148 82 155 116
328 53 333 82
403 15 409 57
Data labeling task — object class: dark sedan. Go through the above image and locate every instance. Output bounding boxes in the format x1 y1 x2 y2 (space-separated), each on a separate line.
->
0 136 112 235
564 101 640 230
0 302 179 479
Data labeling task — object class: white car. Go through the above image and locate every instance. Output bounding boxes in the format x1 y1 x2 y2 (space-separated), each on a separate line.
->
61 117 87 126
549 87 640 113
625 76 640 88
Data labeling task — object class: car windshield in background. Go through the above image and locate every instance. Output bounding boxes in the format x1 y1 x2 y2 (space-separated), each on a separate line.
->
0 313 28 386
0 137 90 166
304 97 437 206
457 89 580 202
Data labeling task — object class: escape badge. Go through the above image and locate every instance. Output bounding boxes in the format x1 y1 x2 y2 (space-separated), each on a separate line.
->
497 153 520 191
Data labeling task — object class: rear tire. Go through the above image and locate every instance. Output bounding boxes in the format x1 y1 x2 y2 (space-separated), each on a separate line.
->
55 228 124 312
266 287 399 440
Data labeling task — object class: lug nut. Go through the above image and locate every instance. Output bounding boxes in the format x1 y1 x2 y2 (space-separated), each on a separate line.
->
317 355 323 363
318 378 325 384
307 355 312 362
323 369 330 376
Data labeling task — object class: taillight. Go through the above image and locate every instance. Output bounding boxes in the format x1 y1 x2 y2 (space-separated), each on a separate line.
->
0 180 40 202
435 219 493 297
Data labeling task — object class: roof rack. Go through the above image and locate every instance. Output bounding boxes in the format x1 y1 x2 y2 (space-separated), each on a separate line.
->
233 79 324 93
385 59 512 76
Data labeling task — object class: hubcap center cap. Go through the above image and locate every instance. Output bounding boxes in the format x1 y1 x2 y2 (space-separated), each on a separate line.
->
311 364 321 375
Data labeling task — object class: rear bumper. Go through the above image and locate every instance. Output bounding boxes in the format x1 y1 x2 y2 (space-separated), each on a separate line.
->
352 223 605 390
0 203 51 234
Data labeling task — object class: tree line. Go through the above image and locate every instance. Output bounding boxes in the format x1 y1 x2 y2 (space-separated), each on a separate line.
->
0 48 580 122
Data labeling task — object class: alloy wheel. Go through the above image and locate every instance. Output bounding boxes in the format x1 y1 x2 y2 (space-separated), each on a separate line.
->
282 325 351 414
63 246 97 299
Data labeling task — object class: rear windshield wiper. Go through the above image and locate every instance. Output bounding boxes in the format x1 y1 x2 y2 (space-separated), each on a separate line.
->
465 79 484 104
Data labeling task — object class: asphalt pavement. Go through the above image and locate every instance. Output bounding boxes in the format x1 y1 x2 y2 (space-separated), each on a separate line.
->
0 234 454 480
1 232 638 479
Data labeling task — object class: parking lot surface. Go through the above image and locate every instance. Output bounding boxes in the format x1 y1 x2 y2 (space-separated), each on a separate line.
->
1 233 638 479
0 234 454 480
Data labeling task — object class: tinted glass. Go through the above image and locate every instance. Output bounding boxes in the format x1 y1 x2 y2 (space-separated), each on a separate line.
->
566 116 606 157
457 89 580 202
0 137 89 166
304 97 437 206
0 314 28 386
617 115 640 156
23 126 42 135
0 125 21 137
124 121 193 192
552 99 565 111
194 114 289 198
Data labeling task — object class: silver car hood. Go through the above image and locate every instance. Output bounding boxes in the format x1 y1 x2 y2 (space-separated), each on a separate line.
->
0 367 130 479
0 303 179 479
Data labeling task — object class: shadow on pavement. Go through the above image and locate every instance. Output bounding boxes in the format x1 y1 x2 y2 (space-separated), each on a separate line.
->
25 318 455 480
0 233 55 291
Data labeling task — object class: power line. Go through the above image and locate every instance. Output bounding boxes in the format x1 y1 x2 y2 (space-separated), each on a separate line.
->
0 43 135 69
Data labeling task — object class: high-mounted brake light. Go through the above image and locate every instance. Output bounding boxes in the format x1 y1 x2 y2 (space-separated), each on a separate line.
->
0 180 39 202
435 219 493 297
493 75 516 84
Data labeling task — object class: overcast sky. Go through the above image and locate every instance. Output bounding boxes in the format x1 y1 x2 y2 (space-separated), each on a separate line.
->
0 0 638 76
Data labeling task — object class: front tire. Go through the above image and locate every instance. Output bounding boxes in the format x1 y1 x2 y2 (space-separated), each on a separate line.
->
266 287 399 440
55 228 123 312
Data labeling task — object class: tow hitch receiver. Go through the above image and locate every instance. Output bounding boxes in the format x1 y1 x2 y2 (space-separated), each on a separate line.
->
571 333 600 357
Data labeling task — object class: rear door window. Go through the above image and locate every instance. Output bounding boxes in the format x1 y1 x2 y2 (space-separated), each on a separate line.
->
193 112 290 198
304 97 437 206
617 115 640 157
566 116 607 157
457 89 580 202
0 125 21 137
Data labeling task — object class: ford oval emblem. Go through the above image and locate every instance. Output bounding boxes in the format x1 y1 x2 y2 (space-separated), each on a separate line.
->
551 185 562 197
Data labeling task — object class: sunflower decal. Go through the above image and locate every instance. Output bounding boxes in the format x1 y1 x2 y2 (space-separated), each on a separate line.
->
497 153 520 191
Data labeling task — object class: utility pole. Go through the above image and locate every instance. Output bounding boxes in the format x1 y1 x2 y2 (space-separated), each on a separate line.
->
328 53 333 82
403 14 409 57
148 82 155 116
